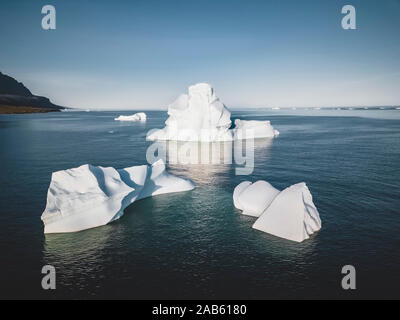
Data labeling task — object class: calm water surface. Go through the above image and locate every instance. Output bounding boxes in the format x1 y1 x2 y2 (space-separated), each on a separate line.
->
0 109 399 299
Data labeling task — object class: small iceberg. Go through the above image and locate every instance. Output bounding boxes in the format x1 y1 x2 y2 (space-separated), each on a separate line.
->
41 159 194 234
147 83 278 141
115 112 147 122
233 181 321 242
233 181 280 217
233 119 279 139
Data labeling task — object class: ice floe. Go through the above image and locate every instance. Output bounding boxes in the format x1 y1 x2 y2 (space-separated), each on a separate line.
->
233 181 321 242
233 119 279 140
147 83 278 141
41 159 194 234
233 181 280 217
115 112 147 122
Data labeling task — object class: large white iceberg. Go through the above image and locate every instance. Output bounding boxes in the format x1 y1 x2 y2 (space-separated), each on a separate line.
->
147 83 278 141
233 181 321 242
115 112 147 122
41 159 194 234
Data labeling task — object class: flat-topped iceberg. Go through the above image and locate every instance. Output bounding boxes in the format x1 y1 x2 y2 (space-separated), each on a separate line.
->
147 83 279 141
233 119 279 140
233 181 321 242
115 112 147 122
41 160 194 234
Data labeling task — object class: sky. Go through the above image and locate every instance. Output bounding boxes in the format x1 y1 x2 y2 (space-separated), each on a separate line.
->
0 0 399 109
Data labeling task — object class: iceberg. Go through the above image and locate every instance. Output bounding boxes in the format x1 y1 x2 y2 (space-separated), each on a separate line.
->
148 83 232 141
233 181 280 217
115 112 147 122
41 159 194 234
233 181 321 242
147 83 279 141
233 119 279 139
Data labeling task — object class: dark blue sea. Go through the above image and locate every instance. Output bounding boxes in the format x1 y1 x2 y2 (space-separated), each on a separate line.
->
1 109 399 299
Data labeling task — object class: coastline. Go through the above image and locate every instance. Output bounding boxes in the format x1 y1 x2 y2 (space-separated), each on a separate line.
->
0 105 61 114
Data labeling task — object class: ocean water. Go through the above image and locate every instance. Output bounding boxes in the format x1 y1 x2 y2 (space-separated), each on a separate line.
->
0 109 399 299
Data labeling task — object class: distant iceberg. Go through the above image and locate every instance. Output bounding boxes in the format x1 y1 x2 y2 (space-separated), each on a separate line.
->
233 181 321 242
147 83 278 142
41 159 194 234
115 112 147 122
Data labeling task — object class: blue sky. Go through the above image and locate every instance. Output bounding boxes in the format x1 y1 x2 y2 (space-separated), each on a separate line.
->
0 0 399 109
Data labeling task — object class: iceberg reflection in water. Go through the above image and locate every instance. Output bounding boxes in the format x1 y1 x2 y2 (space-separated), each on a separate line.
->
148 138 274 179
